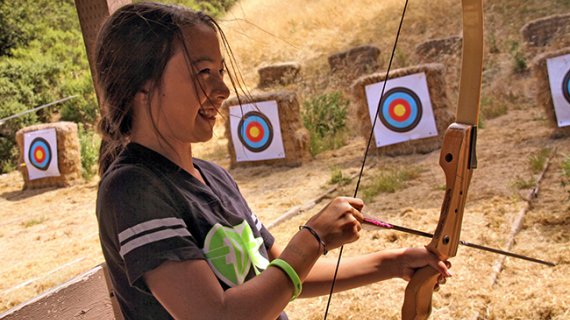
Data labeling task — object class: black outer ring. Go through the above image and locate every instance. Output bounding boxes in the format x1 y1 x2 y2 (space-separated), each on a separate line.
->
28 137 52 171
237 111 274 153
562 69 570 104
378 87 423 133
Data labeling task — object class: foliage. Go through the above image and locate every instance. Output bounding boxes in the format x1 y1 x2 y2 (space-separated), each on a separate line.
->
361 167 421 202
509 41 528 74
302 92 349 156
0 0 96 173
512 176 535 190
529 148 551 174
562 154 570 178
140 0 238 17
329 167 351 186
78 124 100 181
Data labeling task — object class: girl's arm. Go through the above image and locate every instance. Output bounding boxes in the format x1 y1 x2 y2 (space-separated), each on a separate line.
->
144 197 363 320
267 245 451 298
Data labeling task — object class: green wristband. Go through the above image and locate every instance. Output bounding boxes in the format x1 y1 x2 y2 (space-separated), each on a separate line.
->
269 258 302 301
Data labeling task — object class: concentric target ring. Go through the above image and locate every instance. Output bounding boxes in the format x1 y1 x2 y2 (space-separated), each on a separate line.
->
378 87 423 133
562 69 570 104
28 137 52 171
237 111 274 152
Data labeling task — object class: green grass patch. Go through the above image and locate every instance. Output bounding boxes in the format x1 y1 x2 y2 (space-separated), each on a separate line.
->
21 216 47 228
361 167 422 202
78 125 100 181
512 176 535 190
529 148 551 174
329 167 351 186
562 154 570 178
302 92 349 156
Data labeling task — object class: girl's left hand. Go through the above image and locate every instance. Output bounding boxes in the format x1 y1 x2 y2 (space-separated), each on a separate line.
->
395 247 452 282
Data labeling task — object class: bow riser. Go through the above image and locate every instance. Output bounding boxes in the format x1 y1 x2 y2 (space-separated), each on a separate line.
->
401 123 476 320
427 123 476 260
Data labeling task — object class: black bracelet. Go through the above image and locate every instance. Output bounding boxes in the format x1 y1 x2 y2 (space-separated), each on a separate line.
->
299 225 327 255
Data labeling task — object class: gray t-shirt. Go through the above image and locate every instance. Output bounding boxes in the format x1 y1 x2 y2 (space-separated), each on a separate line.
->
97 143 283 319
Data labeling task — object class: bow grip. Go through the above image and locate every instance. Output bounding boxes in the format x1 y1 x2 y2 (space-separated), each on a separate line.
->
401 266 440 320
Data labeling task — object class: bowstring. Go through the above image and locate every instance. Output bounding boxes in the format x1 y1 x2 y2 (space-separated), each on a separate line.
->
322 1 410 318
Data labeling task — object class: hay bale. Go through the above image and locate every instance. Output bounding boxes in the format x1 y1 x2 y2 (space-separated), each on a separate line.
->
351 64 454 156
531 47 570 138
257 62 301 89
328 45 381 79
16 122 82 189
416 36 462 62
521 13 570 47
222 91 311 168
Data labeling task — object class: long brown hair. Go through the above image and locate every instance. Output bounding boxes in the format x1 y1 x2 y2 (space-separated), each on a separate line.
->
95 2 240 176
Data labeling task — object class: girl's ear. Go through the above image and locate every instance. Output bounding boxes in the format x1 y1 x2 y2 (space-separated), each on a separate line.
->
134 81 152 107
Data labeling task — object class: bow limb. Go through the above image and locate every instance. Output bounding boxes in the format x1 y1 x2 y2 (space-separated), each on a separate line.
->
401 1 484 319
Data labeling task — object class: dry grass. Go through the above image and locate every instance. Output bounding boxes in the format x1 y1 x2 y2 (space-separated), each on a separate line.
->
1 0 570 318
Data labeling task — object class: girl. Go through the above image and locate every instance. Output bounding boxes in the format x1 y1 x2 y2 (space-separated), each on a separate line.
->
95 2 450 319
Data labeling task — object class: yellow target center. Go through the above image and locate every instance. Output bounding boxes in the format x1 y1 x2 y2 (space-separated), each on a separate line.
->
394 104 407 117
35 149 44 160
249 127 260 138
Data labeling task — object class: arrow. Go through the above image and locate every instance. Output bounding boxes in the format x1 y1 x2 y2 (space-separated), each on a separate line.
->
363 217 555 267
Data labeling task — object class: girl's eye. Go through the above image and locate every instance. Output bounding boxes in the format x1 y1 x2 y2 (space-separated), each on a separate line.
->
199 68 211 75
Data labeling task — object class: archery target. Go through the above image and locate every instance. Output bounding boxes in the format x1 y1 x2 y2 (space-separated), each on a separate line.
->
28 137 52 170
546 54 570 127
23 128 60 180
365 72 438 147
379 87 423 132
229 100 285 162
238 111 274 152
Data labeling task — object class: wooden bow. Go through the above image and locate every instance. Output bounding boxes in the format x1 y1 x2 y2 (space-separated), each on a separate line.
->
401 1 484 319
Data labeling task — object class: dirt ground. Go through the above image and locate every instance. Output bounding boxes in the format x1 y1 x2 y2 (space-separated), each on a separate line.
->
1 102 569 318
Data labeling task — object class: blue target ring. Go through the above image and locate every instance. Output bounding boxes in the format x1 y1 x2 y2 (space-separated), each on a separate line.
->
563 69 570 104
238 111 274 152
28 137 52 171
378 87 423 133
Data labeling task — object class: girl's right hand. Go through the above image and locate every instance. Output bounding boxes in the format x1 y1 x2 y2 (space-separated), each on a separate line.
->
304 197 364 251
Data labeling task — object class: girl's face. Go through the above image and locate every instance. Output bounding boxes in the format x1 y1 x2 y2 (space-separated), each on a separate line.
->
148 23 230 145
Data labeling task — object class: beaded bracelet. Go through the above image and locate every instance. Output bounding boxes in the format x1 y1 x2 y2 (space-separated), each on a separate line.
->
299 225 328 255
269 258 302 301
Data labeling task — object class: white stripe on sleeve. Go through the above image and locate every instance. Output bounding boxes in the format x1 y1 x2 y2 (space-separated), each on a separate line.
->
118 217 187 243
119 228 192 257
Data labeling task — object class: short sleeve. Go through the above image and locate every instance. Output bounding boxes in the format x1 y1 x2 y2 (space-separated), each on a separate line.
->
97 166 204 293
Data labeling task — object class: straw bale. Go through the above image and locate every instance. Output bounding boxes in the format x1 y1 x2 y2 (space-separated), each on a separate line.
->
530 47 570 138
328 45 380 79
521 13 570 47
222 91 311 168
415 36 462 62
15 122 82 189
257 62 301 89
351 63 453 156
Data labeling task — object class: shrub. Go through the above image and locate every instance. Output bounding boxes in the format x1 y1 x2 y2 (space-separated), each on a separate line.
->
302 92 349 156
78 125 100 181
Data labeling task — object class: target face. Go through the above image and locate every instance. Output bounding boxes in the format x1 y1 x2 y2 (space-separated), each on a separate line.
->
229 100 286 162
563 70 570 104
546 54 570 128
238 111 274 152
364 72 438 148
379 87 423 132
23 128 60 180
28 137 52 170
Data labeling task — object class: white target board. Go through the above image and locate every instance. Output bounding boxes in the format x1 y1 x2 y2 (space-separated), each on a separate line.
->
229 100 286 162
23 128 60 180
546 54 570 127
365 72 438 147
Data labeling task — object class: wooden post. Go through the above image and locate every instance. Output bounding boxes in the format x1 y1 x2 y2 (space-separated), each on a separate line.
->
74 0 132 96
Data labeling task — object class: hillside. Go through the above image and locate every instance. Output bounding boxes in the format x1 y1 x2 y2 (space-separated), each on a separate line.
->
1 0 570 318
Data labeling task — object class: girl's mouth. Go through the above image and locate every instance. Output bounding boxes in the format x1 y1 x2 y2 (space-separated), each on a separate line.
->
198 108 217 121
